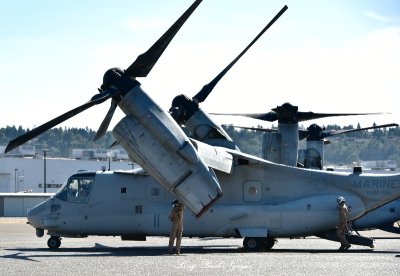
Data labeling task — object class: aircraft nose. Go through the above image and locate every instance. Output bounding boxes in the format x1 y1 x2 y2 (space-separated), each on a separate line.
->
27 201 48 228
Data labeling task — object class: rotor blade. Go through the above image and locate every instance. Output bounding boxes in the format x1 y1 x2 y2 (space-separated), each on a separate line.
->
109 141 119 149
124 0 202 78
321 123 399 138
5 88 118 153
223 124 310 141
222 124 278 132
297 112 386 122
210 111 278 122
192 5 288 103
94 99 118 141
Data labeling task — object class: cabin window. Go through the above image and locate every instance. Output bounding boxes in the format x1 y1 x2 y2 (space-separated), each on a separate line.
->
135 205 143 214
56 176 94 204
243 180 262 202
146 184 164 202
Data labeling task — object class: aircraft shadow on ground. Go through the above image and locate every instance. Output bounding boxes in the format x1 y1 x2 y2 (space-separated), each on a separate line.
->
1 244 399 262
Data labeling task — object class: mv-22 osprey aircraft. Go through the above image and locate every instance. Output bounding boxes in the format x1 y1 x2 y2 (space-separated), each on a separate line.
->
6 1 400 251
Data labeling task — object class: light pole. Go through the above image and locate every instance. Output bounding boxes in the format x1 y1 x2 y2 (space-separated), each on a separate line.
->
14 168 17 193
43 150 47 193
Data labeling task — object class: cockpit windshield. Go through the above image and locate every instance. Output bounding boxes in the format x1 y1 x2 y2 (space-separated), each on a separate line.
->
55 172 95 203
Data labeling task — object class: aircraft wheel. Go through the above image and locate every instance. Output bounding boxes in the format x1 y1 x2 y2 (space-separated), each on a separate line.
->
243 237 262 251
264 236 277 250
47 236 61 249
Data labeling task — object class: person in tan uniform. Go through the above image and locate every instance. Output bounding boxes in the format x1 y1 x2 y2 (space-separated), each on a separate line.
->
168 200 184 254
336 196 351 251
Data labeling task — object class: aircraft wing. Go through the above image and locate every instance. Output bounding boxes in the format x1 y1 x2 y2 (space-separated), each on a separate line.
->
189 138 275 171
113 139 235 176
224 147 276 166
189 138 233 174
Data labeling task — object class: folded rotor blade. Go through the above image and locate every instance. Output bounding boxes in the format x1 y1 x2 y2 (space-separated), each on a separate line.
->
320 123 399 139
270 103 387 124
223 124 309 141
193 5 288 104
108 141 119 149
5 88 118 153
297 112 385 122
211 111 279 122
94 99 118 141
124 0 202 78
222 124 278 132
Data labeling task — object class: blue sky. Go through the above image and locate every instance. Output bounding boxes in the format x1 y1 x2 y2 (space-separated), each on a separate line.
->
1 0 399 132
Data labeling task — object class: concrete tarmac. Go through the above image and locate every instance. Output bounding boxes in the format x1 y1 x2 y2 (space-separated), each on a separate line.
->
0 218 399 275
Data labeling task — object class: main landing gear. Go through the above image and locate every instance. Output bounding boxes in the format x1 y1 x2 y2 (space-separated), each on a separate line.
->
243 236 277 251
47 236 61 249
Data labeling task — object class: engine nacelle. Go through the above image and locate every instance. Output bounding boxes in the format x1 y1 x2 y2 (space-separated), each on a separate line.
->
113 85 223 217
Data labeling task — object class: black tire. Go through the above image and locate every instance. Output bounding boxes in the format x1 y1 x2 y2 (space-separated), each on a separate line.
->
264 236 277 250
47 236 61 249
243 237 262 251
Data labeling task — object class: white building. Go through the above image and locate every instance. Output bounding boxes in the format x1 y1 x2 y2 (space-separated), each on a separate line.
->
0 156 135 193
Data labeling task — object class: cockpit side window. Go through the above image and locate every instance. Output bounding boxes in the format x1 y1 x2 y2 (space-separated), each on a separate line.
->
56 176 94 203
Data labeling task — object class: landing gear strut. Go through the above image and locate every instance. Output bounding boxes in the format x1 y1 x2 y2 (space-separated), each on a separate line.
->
47 236 61 249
